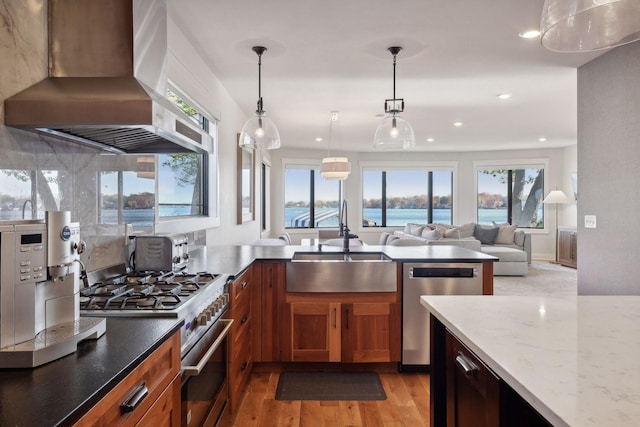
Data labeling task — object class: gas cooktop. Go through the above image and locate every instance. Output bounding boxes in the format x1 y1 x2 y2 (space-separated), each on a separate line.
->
80 267 228 318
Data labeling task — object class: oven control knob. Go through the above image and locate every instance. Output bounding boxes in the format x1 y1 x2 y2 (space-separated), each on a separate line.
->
197 313 208 326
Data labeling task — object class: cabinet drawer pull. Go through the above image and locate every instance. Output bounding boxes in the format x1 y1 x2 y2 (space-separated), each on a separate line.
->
241 314 248 324
120 382 148 414
241 280 248 289
241 360 248 371
333 307 337 328
455 352 479 376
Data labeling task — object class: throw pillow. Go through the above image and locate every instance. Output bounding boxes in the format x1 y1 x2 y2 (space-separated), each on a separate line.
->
421 229 442 241
494 224 516 245
410 225 425 237
457 222 476 238
474 224 500 245
443 227 460 239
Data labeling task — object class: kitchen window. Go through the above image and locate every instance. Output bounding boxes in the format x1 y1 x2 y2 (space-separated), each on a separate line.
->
362 168 453 227
476 165 545 228
97 86 218 231
284 165 342 228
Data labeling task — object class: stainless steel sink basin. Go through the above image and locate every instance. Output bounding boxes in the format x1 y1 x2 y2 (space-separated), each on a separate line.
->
291 252 391 262
287 252 397 292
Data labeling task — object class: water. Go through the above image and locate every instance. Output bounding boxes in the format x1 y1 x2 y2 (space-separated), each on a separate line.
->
284 207 512 228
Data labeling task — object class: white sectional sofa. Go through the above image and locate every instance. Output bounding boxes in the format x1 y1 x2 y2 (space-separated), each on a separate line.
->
385 222 531 276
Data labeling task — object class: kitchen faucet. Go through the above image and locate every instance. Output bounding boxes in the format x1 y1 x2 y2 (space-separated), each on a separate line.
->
339 200 357 252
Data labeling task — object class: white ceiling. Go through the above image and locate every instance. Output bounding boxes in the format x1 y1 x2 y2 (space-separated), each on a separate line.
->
170 0 604 153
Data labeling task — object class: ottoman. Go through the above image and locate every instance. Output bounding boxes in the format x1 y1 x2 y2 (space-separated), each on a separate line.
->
481 246 528 276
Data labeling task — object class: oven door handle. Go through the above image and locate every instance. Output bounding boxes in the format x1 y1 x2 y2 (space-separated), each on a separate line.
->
181 319 233 377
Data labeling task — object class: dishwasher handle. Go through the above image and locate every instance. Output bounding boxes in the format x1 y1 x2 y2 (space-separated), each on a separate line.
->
409 266 478 279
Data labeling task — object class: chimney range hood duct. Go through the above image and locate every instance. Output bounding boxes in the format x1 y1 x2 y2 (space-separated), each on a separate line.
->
4 0 212 155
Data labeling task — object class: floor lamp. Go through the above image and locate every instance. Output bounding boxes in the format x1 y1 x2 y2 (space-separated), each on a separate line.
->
543 190 570 263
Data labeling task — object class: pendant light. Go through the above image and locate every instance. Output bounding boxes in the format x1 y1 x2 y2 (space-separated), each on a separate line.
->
373 46 415 150
321 111 351 180
540 0 640 52
239 46 281 150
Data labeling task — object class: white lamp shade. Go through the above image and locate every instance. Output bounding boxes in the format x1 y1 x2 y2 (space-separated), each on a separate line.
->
373 113 415 149
320 157 351 180
540 0 640 52
238 111 281 150
543 190 570 204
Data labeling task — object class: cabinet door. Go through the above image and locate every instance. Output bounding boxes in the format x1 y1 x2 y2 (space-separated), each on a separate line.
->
252 261 285 362
341 302 401 363
559 230 577 268
446 330 500 427
282 302 341 362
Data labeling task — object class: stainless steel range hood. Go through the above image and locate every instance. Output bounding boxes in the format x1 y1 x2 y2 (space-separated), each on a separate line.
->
4 0 212 155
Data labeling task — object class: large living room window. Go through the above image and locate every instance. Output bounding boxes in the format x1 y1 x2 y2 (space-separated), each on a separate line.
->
362 168 453 227
284 165 342 228
476 166 544 228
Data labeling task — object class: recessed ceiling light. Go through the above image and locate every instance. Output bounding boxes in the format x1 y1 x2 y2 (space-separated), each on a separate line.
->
519 30 541 39
315 137 323 142
426 138 435 143
497 93 512 100
453 122 464 127
538 137 547 142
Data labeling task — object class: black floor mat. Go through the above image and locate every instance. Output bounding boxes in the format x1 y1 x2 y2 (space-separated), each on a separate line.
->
275 371 386 401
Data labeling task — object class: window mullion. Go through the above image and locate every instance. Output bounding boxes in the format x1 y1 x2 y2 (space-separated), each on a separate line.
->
309 170 315 228
381 171 387 227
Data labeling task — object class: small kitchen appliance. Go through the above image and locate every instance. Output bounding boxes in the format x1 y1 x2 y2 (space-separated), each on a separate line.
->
134 233 189 272
0 211 106 368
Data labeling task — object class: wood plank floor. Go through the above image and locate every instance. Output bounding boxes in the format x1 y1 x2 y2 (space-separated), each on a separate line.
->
221 369 430 427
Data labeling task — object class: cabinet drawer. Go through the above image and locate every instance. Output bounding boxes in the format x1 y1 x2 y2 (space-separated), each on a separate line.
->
230 335 252 392
230 268 252 304
74 332 180 426
447 330 498 399
229 294 251 342
135 374 181 427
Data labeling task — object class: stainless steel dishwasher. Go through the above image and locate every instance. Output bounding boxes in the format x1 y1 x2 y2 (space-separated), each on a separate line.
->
401 262 483 371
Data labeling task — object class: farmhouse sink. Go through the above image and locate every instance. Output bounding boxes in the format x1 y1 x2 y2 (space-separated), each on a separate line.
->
291 252 392 262
287 251 397 292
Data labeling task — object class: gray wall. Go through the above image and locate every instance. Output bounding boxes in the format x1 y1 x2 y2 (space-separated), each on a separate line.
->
578 41 640 295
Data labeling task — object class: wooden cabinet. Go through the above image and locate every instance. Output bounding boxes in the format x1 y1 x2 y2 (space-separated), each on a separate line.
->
73 331 181 426
446 329 501 427
228 266 253 414
341 302 400 363
431 318 550 427
251 261 285 362
558 228 577 268
282 298 401 363
282 302 341 362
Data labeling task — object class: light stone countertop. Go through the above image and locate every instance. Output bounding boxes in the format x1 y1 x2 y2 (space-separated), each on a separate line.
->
420 295 640 427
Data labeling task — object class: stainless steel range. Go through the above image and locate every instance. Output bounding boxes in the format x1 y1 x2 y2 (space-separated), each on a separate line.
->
82 266 228 349
81 264 232 426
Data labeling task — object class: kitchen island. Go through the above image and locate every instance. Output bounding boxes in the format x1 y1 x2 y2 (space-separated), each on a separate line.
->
421 295 640 426
189 243 496 277
0 317 182 426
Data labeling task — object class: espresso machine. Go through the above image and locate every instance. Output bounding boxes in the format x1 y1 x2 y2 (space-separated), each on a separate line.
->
0 211 106 368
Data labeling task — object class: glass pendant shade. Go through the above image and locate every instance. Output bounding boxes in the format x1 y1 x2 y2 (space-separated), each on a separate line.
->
540 0 640 52
320 157 351 180
373 113 415 150
239 111 281 150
